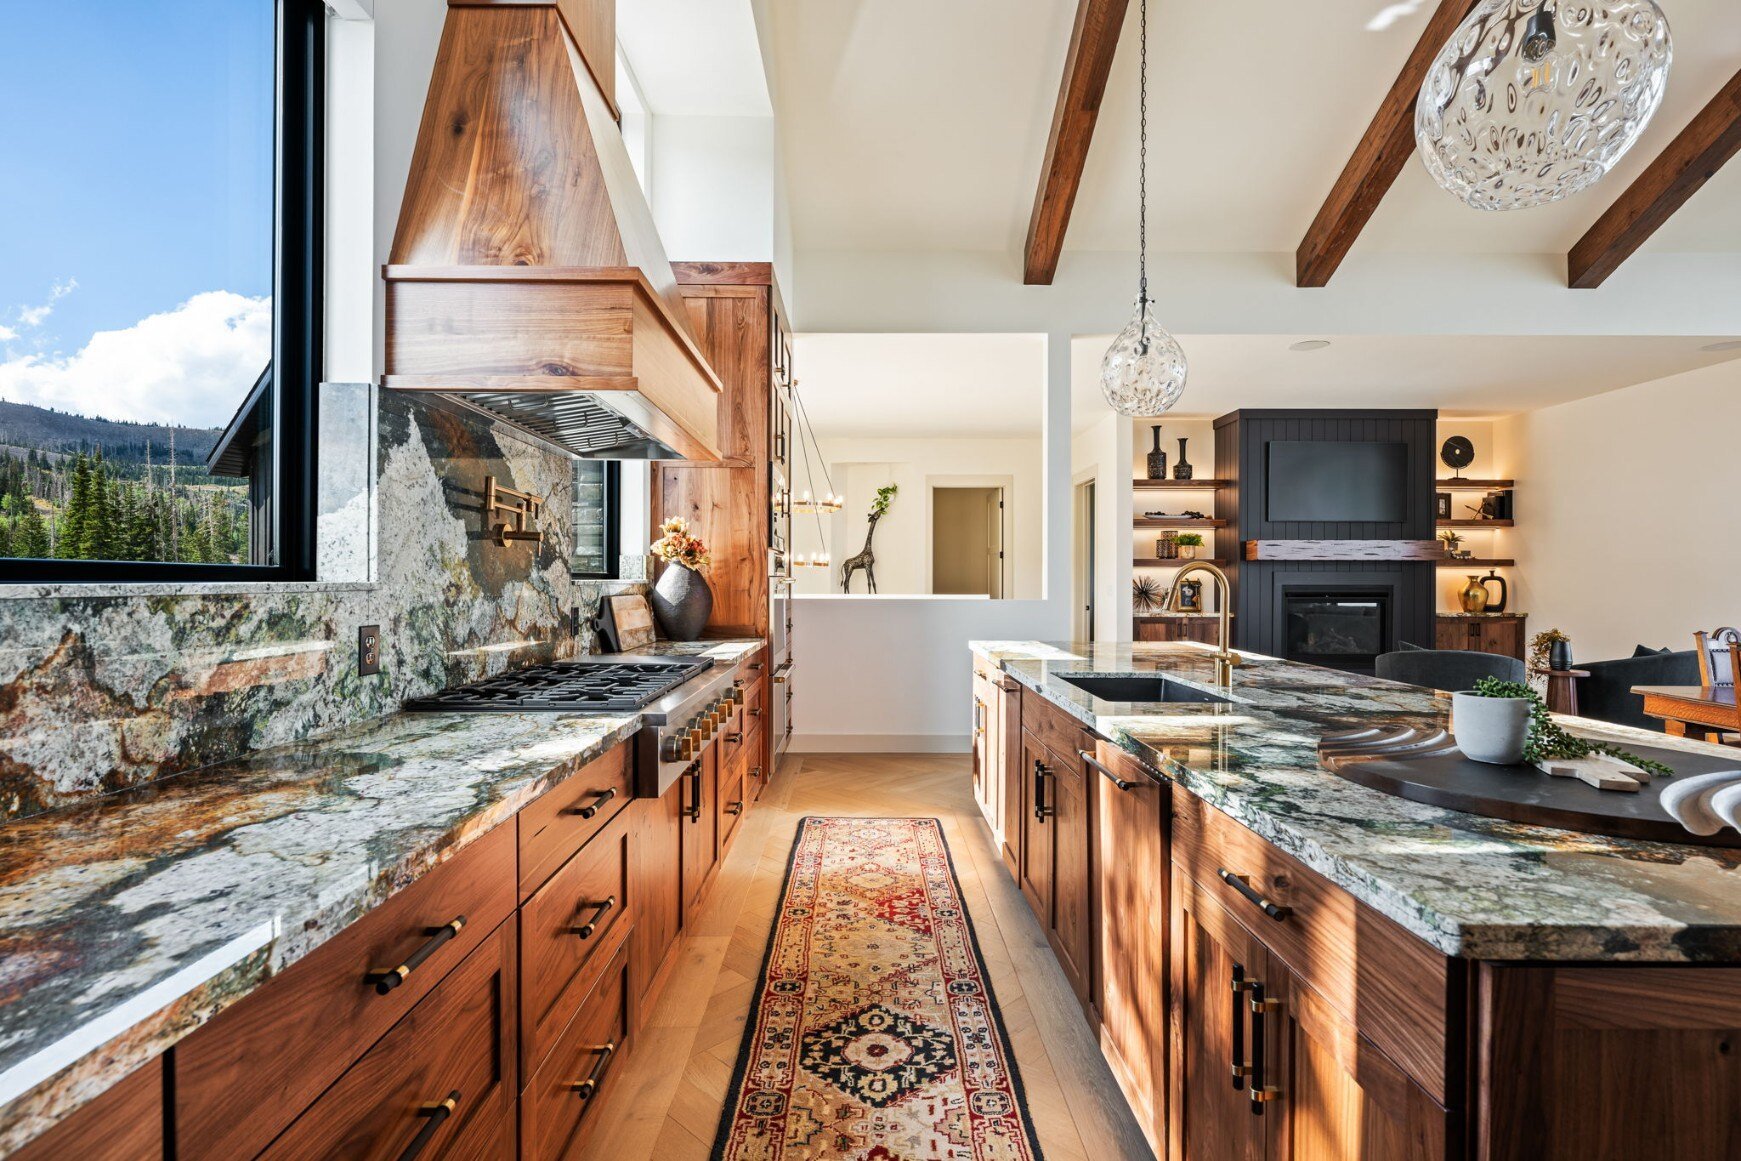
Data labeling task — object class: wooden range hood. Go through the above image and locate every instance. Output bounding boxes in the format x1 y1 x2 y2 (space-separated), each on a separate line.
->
384 0 721 460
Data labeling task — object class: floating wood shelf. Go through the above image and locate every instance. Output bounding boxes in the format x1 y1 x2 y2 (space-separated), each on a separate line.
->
1436 558 1515 568
1244 539 1444 562
1437 519 1514 528
1133 557 1229 568
1132 478 1231 490
1134 517 1227 528
1436 479 1515 490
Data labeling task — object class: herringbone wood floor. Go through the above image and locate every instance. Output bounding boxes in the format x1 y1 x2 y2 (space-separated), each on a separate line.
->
583 751 1154 1161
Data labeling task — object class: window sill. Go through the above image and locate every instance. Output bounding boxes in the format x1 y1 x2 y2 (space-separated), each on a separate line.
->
0 580 380 601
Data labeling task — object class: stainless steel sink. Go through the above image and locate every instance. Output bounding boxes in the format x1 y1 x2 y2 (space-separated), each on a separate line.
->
1056 674 1230 704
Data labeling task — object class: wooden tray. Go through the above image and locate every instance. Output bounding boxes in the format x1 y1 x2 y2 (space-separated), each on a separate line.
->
1318 726 1741 849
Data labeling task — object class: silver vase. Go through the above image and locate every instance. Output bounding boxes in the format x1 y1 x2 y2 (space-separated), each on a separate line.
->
652 563 713 641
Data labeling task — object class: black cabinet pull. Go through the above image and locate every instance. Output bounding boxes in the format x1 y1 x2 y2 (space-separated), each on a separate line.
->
683 763 703 822
1231 962 1251 1089
1079 748 1137 791
726 731 743 744
395 1090 461 1161
1248 983 1281 1113
367 917 466 995
1032 759 1054 822
749 707 764 718
726 800 744 816
565 787 616 820
571 895 617 939
571 1041 617 1100
1217 868 1292 922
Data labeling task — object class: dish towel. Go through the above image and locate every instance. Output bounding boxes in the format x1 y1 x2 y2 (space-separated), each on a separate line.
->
1659 770 1741 836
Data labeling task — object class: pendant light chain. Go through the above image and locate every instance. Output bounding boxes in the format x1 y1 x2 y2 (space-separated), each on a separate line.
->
1137 0 1148 306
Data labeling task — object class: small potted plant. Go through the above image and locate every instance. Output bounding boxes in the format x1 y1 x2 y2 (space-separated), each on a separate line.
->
1175 532 1205 560
649 517 713 640
1450 681 1533 764
1531 628 1573 673
1437 528 1463 559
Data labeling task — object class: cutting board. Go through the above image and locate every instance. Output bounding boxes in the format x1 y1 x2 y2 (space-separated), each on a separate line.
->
609 595 656 651
1317 726 1741 848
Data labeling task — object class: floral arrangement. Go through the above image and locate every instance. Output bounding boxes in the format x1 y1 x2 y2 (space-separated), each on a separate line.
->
650 517 711 572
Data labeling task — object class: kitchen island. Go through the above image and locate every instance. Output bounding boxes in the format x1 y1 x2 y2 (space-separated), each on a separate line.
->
972 639 1741 1161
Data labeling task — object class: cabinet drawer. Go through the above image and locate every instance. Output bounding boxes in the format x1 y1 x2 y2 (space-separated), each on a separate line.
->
518 740 635 897
718 755 748 853
175 822 517 1161
521 935 633 1161
742 675 767 740
719 701 748 769
11 1057 162 1161
258 916 518 1161
521 806 634 1077
1171 793 1451 1102
1021 686 1088 772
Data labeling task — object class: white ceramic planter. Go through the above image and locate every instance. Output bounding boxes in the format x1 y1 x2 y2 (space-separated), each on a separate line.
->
1450 691 1531 765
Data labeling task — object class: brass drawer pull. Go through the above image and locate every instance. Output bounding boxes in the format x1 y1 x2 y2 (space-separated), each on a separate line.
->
367 917 466 995
571 895 617 940
683 763 703 822
1218 868 1292 922
1248 983 1282 1114
571 1042 618 1100
396 1090 461 1161
566 787 616 820
1079 748 1136 791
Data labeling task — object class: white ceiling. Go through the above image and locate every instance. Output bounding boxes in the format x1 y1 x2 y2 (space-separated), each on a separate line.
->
618 0 772 117
1068 334 1741 432
764 0 1741 258
795 333 1047 439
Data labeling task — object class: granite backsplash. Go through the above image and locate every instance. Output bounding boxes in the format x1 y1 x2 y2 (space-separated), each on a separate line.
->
0 392 648 823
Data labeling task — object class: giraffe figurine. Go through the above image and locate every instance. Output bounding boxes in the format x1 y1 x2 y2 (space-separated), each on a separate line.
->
840 484 898 594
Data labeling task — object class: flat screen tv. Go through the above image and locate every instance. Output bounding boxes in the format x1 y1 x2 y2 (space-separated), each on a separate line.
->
1265 440 1408 523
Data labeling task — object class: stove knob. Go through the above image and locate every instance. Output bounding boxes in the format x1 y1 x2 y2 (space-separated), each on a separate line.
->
661 734 685 763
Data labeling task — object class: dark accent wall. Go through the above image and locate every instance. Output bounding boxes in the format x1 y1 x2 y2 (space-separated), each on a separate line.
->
1213 409 1438 659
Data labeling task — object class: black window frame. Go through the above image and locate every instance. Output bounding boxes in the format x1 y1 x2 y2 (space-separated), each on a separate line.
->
0 0 324 584
571 460 622 581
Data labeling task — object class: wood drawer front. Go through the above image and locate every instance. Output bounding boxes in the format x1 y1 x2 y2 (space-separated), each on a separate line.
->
12 1057 163 1161
521 934 633 1161
175 823 517 1161
1021 688 1088 773
521 807 634 1078
718 753 748 852
258 916 518 1161
518 740 634 898
742 675 767 741
1171 793 1451 1102
719 701 748 769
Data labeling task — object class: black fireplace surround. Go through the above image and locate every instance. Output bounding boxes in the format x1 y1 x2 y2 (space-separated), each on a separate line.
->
1284 590 1391 674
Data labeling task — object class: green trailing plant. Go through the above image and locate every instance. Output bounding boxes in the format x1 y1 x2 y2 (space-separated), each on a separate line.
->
1471 677 1673 778
869 484 898 519
1174 532 1205 547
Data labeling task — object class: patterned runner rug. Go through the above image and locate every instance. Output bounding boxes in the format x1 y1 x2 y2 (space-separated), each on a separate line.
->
712 816 1043 1161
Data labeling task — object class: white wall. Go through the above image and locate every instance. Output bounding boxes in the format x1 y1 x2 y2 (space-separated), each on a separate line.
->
791 436 1043 599
1071 414 1133 641
1501 360 1741 662
650 115 778 262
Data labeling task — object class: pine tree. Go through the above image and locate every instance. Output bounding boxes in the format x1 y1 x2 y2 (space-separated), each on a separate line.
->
0 516 12 559
60 454 92 559
82 459 115 560
16 503 48 559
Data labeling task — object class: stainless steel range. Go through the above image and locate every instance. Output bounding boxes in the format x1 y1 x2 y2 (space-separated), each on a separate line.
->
405 653 751 797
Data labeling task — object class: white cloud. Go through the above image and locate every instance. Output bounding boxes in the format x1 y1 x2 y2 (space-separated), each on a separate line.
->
0 325 15 343
14 278 78 330
0 290 271 429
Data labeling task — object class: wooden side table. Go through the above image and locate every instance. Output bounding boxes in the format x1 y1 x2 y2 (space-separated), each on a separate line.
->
1533 668 1590 716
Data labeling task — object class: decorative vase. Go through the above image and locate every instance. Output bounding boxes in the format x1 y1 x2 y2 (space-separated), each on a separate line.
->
1548 639 1574 672
1172 437 1194 481
1157 531 1178 560
1146 426 1168 480
1458 575 1490 614
1451 691 1530 765
651 563 713 641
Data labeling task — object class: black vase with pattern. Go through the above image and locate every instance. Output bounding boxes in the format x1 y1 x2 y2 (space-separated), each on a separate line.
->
1173 437 1194 481
1146 426 1168 480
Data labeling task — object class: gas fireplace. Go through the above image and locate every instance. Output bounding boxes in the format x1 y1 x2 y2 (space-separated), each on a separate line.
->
1284 591 1391 674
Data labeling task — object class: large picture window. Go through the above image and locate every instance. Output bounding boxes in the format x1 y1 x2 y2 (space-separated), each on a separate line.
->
0 0 322 582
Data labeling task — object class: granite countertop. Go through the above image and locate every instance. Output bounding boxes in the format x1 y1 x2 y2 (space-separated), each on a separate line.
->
0 638 762 1154
972 640 1741 964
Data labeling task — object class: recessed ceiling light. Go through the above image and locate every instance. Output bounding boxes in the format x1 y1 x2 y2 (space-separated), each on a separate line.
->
1699 339 1741 352
1289 340 1332 352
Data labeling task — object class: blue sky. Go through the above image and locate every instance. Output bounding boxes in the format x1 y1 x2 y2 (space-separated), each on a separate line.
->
0 2 275 428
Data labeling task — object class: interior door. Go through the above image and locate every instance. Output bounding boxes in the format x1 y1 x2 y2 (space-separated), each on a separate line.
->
1019 732 1054 926
1170 866 1268 1161
931 486 1003 596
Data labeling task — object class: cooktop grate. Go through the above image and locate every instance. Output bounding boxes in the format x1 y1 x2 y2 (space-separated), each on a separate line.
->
404 658 713 713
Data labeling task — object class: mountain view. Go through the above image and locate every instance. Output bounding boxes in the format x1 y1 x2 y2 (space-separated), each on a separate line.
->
0 400 249 564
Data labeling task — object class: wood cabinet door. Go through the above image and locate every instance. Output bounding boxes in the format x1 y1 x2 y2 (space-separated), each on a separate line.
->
1048 746 1093 1005
11 1057 163 1161
997 681 1025 879
681 747 719 922
1475 617 1524 660
1266 960 1450 1161
1018 731 1054 926
1170 866 1269 1161
1092 743 1169 1153
1432 618 1470 651
630 782 685 1028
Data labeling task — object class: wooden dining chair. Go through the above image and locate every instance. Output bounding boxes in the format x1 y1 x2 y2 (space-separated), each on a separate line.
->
1696 628 1740 688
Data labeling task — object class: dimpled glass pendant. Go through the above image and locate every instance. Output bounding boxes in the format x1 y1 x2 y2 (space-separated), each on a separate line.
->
1416 0 1671 211
1101 295 1188 417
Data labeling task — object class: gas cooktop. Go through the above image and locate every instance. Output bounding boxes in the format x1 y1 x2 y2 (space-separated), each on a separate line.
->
404 657 714 713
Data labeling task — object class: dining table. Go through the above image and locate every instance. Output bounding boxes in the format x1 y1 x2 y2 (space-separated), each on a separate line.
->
1631 682 1740 745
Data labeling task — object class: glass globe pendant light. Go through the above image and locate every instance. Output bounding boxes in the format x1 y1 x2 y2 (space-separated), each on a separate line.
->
1100 0 1186 417
1416 0 1672 211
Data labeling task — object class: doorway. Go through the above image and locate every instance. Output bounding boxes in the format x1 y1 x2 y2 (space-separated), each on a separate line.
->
931 486 1005 597
1074 480 1096 642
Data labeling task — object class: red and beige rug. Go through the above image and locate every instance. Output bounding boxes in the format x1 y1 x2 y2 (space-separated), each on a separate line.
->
712 816 1043 1161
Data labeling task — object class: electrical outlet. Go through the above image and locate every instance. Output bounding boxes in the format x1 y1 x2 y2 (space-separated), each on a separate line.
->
358 625 381 676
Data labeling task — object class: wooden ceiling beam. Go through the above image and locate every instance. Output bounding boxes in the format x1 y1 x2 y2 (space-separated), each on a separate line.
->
1568 69 1741 289
1023 0 1130 286
1294 0 1476 288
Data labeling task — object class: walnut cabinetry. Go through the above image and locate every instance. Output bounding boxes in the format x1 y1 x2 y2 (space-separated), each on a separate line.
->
1020 690 1095 1007
9 1058 162 1161
1433 614 1525 659
1135 615 1223 645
